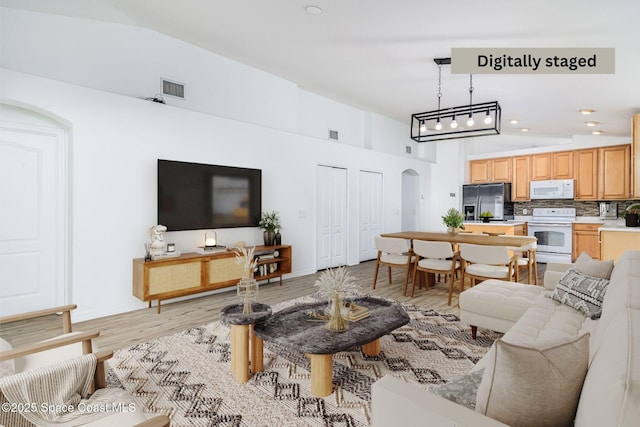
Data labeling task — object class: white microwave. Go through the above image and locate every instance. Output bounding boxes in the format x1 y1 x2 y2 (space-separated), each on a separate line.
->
530 179 574 199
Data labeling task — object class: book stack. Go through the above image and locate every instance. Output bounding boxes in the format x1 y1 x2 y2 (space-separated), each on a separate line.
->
344 303 370 321
151 251 181 261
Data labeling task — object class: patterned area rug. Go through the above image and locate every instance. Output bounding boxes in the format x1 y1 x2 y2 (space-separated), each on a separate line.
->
107 296 501 426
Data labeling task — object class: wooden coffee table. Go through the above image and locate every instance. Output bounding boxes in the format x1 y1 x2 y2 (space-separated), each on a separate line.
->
254 296 409 397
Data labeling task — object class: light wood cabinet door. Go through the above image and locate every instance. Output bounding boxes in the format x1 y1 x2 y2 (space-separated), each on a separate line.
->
574 149 598 200
598 145 631 199
531 153 552 180
553 151 573 179
572 223 602 261
469 160 491 183
492 157 512 182
512 156 530 201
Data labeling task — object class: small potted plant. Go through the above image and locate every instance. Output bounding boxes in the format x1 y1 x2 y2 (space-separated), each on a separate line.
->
480 211 494 223
624 204 640 227
259 211 281 245
442 208 465 234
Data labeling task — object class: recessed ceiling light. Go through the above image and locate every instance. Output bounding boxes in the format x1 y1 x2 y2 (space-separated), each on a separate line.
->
592 130 603 135
520 128 529 132
306 5 323 15
585 121 599 127
509 119 519 124
579 109 596 115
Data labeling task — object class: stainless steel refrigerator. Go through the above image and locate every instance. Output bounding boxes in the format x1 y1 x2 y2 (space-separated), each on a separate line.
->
462 182 514 221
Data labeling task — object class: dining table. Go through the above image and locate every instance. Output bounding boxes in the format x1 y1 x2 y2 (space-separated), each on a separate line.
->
381 231 538 285
380 231 536 247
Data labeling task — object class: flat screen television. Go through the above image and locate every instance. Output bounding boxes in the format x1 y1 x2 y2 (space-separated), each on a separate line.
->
157 159 262 231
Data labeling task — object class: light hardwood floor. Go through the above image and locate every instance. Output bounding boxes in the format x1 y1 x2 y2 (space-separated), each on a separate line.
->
1 260 545 353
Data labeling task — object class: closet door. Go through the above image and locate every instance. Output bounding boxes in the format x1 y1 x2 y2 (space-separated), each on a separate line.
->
317 166 347 270
359 171 383 262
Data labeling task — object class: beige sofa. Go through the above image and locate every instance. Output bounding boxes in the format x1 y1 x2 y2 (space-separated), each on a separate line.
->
372 250 639 427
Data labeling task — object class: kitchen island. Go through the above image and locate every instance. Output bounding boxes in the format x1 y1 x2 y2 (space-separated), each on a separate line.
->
462 221 527 236
599 225 640 261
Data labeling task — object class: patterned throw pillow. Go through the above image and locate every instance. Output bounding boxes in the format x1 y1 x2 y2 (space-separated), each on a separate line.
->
430 369 484 410
552 269 610 319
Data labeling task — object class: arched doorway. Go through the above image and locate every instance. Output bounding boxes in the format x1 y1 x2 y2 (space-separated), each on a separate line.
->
401 169 420 231
0 103 69 315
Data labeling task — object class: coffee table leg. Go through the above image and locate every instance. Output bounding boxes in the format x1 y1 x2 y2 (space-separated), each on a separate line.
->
306 353 333 397
250 324 264 373
362 338 381 356
230 324 250 383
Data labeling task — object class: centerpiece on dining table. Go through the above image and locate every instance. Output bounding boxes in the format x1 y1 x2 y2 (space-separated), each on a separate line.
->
442 208 465 234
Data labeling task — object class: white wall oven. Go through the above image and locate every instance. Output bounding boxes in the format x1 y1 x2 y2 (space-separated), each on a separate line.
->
527 208 576 263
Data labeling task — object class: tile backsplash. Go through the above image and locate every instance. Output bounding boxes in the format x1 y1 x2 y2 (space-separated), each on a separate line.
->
514 200 640 217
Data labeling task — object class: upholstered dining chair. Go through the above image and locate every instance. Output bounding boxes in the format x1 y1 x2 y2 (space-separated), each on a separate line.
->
411 240 461 304
372 236 416 296
459 243 517 288
501 236 538 285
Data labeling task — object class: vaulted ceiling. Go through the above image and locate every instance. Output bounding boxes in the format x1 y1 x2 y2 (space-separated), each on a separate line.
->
3 0 639 140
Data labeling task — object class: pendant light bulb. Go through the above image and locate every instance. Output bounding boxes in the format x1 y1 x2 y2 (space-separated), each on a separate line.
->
484 110 492 124
466 115 474 127
419 120 426 133
450 116 458 129
435 121 442 131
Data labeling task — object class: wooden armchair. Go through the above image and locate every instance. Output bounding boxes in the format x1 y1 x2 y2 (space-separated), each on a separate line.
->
0 305 170 427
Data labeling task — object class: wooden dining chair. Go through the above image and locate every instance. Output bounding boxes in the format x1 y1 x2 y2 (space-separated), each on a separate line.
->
459 243 517 287
372 236 416 296
500 236 538 285
411 240 461 304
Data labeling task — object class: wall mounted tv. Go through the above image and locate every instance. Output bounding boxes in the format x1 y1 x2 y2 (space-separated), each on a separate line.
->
157 159 262 231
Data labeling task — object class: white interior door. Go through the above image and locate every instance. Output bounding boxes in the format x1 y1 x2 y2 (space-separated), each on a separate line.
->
359 170 383 261
0 123 66 315
316 165 347 270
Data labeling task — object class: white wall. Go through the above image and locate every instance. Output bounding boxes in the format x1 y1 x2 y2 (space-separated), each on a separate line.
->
0 69 431 321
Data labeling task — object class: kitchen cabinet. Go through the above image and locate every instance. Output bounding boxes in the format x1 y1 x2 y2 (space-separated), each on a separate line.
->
469 158 511 183
572 223 602 261
512 156 531 201
531 153 552 180
600 229 640 262
598 144 631 199
633 114 640 198
552 151 573 179
574 148 599 200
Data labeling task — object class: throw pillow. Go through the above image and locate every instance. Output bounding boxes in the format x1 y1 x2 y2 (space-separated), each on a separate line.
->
475 333 589 427
574 251 614 279
430 369 484 410
0 338 15 377
552 269 610 319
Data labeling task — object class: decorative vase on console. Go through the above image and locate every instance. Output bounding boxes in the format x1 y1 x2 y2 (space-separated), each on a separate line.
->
259 210 281 246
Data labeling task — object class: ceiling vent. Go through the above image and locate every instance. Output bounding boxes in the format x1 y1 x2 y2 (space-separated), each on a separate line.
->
161 79 185 99
328 129 339 141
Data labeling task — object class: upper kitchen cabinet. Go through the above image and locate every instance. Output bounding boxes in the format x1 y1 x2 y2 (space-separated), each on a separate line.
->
598 144 631 200
552 151 573 179
531 152 573 180
469 158 511 184
633 114 640 198
530 153 552 180
512 156 531 201
574 148 599 200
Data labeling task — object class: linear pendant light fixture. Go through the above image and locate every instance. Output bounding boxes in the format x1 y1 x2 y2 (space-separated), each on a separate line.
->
411 57 501 142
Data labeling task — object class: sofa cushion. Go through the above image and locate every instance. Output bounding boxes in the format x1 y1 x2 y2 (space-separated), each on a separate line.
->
475 333 589 427
552 269 610 319
574 251 614 279
430 369 484 410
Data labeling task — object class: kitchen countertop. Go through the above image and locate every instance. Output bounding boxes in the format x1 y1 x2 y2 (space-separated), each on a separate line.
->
463 221 527 226
598 224 640 233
